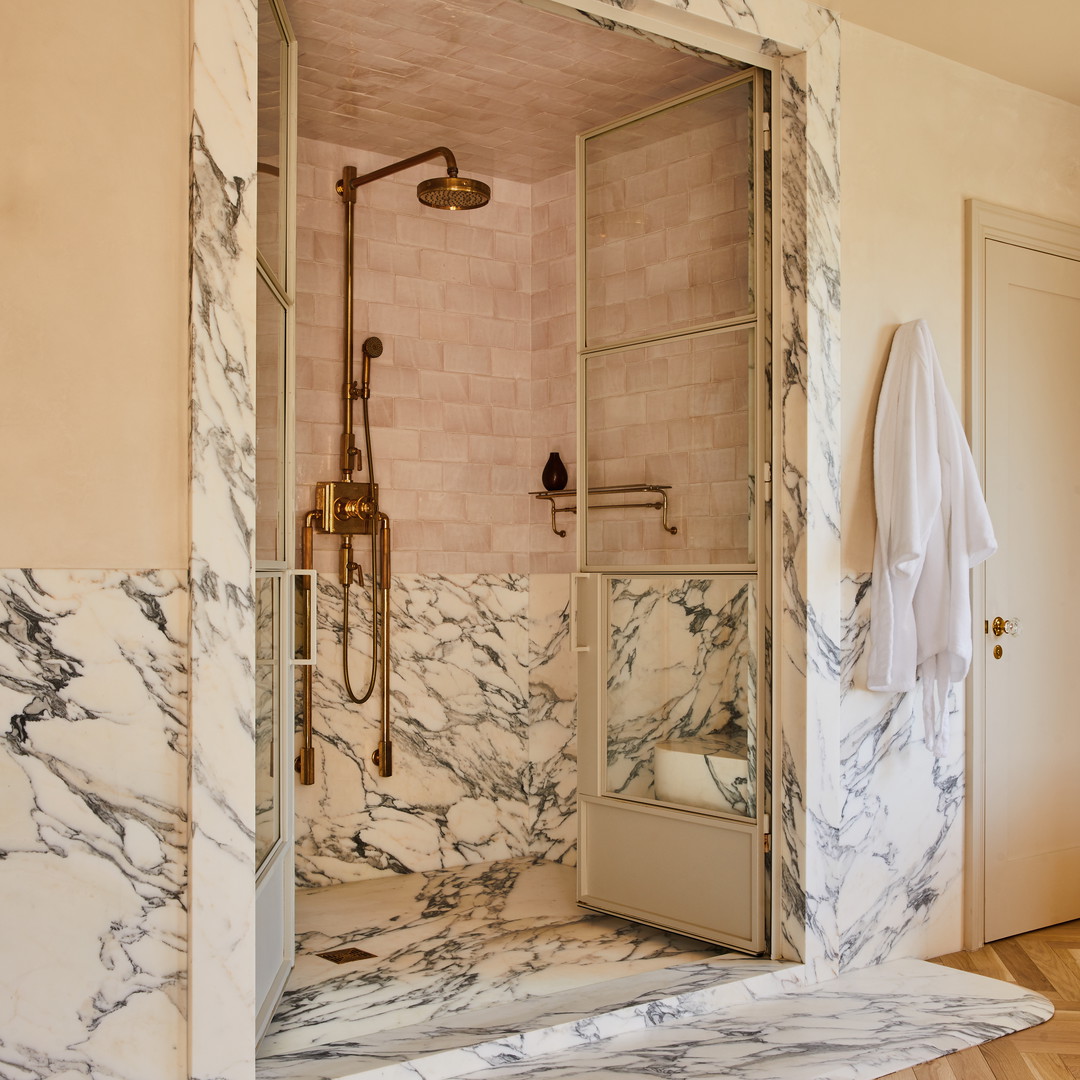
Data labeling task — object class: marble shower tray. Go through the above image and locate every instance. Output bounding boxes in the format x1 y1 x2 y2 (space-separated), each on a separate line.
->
256 857 1051 1080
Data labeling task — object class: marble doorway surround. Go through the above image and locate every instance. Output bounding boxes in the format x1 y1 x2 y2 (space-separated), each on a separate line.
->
187 1 840 1079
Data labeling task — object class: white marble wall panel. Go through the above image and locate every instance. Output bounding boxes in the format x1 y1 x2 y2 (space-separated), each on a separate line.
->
0 570 188 1080
836 576 965 968
296 574 582 885
526 574 578 865
295 574 532 885
189 0 258 1076
605 576 756 816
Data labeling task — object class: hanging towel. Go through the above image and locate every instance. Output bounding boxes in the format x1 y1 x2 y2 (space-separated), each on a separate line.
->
867 320 997 755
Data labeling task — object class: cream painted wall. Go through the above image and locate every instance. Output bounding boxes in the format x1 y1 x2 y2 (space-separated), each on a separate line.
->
840 24 1080 572
0 3 191 570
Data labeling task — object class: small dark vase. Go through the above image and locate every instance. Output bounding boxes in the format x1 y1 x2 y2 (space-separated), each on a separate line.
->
541 451 568 492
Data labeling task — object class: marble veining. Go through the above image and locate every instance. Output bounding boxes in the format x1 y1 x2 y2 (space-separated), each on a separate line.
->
0 569 188 1080
525 574 578 865
294 574 528 883
836 574 966 969
188 0 259 1075
605 576 756 816
258 857 739 1062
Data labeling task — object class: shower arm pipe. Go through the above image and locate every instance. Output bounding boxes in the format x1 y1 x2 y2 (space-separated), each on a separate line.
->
297 510 320 785
344 147 461 196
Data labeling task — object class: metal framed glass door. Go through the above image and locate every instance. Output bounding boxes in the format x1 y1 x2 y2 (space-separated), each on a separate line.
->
255 0 297 1037
574 69 772 953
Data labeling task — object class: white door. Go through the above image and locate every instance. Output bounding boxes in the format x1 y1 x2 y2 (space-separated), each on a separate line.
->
982 236 1080 941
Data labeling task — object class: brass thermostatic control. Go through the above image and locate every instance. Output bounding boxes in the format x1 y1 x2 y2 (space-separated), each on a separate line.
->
317 481 379 534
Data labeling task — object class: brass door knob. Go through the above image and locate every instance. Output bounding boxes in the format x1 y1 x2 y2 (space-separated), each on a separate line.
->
991 616 1021 637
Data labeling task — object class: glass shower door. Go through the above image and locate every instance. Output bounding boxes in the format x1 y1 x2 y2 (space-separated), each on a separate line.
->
255 0 297 1037
575 68 771 952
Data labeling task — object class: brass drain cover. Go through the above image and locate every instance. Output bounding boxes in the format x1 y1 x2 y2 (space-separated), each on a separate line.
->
317 947 376 964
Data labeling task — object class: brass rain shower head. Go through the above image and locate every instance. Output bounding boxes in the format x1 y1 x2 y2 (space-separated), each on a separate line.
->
341 146 491 211
417 170 490 211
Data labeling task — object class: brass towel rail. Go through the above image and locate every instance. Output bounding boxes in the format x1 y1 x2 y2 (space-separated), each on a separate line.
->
530 484 678 538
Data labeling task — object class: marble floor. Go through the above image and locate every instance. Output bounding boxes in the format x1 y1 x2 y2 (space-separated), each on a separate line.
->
258 855 765 1063
256 857 1052 1080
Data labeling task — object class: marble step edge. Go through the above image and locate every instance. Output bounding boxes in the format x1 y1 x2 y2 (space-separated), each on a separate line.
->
347 959 822 1080
450 959 1057 1080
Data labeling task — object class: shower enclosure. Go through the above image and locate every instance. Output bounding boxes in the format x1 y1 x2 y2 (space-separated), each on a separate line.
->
572 70 773 953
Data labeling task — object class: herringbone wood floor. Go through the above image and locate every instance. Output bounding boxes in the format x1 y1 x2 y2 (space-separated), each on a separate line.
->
878 920 1080 1079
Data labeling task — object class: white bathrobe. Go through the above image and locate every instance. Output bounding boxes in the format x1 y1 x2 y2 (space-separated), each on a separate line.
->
867 320 997 755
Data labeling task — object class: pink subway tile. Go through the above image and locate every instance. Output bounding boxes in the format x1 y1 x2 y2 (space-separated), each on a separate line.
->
417 490 467 520
445 221 496 259
466 493 521 525
443 522 493 553
426 370 471 404
419 309 470 344
419 430 470 463
443 283 495 318
393 275 446 310
444 462 491 494
396 214 446 250
419 249 471 283
391 458 444 491
443 343 492 376
393 396 443 431
375 426 422 461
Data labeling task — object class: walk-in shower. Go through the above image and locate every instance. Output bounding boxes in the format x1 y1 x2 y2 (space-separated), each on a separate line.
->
295 147 491 783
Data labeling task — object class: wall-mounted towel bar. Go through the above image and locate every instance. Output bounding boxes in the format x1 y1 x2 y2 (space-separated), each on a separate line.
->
530 484 678 538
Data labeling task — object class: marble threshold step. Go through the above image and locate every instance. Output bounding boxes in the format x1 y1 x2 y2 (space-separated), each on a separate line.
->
257 954 1051 1080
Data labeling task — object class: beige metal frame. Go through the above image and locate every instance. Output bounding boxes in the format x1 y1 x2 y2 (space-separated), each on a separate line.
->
573 67 775 954
254 0 299 1041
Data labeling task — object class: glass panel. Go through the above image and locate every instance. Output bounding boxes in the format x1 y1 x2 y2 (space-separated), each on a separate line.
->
585 328 754 567
256 273 285 563
257 1 286 283
255 575 281 870
605 575 756 818
584 79 752 349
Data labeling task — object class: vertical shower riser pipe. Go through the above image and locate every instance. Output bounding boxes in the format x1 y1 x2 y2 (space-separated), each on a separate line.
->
338 165 360 481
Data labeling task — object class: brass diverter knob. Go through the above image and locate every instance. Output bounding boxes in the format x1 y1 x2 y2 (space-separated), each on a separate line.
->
336 496 374 521
991 616 1021 637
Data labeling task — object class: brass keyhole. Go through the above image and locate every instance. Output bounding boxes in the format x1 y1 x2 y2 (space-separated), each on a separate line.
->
993 644 1003 659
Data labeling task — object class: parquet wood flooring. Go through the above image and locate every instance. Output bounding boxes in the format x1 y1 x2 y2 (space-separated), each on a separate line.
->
877 921 1080 1080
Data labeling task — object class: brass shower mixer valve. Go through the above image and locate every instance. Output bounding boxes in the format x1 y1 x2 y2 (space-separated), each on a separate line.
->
316 480 379 534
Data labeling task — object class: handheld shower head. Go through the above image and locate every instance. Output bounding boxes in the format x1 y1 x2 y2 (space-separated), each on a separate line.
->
360 336 382 400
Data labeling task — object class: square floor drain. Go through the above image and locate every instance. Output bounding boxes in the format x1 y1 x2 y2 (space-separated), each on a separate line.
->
317 947 377 964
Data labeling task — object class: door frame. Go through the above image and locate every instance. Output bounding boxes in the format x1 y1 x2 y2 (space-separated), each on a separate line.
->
963 199 1080 950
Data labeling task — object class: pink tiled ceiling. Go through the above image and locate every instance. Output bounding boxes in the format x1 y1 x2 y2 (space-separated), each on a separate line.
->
287 0 740 184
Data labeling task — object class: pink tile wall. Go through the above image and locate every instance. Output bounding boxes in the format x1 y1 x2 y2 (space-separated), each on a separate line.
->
584 330 752 565
295 137 539 576
294 111 749 577
584 97 750 348
529 170 577 573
